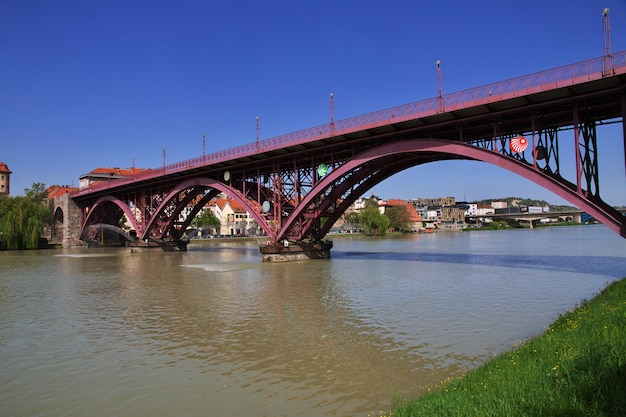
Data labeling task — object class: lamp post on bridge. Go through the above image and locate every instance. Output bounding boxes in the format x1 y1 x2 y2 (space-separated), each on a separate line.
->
436 60 443 112
330 92 335 136
256 116 260 153
601 7 624 179
602 8 613 76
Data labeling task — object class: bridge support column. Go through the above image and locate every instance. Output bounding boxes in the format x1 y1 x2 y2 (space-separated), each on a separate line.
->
259 240 333 262
51 194 84 248
129 239 189 253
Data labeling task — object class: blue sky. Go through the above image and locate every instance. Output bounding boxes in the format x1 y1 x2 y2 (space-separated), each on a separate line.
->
1 0 625 206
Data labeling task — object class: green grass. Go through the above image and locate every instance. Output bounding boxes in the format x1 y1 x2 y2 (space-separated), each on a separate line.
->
390 278 626 417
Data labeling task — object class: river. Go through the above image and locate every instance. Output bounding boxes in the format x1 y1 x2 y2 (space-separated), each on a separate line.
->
1 225 625 416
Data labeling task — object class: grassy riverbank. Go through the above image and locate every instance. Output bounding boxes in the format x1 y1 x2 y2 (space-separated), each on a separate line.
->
388 277 626 417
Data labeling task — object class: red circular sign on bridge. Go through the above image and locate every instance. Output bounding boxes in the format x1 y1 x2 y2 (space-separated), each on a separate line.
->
510 136 528 153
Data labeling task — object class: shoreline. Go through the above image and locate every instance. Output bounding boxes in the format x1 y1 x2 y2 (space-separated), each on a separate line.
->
390 277 626 416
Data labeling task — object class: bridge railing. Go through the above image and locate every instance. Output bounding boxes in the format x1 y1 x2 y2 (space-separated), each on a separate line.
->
73 51 626 196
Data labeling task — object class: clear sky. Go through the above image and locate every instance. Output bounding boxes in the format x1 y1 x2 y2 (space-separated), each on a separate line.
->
1 0 625 206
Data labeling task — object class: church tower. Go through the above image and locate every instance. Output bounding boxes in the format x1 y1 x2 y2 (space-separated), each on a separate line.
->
0 162 11 195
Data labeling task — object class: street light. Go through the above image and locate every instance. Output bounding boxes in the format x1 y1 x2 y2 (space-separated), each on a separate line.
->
256 116 260 152
602 7 612 75
436 60 443 112
330 92 335 135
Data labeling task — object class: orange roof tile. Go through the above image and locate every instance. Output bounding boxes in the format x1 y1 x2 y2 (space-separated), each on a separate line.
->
88 167 148 176
212 198 254 213
46 185 79 198
386 199 422 222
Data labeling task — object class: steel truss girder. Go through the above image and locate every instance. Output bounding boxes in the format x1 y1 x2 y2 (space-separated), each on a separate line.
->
534 127 560 177
72 61 626 243
469 106 608 204
80 133 625 243
574 104 600 198
79 89 626 243
81 179 265 241
279 139 625 239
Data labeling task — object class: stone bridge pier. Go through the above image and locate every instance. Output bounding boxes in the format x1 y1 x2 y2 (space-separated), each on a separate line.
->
50 194 84 248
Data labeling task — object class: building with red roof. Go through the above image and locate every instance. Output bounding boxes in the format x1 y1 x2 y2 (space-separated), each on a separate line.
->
46 185 79 199
210 197 257 236
79 167 149 189
0 162 11 195
78 167 147 189
384 199 423 231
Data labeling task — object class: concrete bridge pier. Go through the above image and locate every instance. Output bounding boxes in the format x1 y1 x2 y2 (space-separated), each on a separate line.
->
129 239 189 252
259 239 333 262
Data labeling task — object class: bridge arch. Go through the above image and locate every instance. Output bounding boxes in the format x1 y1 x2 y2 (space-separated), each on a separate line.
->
80 195 143 241
51 206 64 243
141 177 271 240
80 178 278 242
281 139 625 240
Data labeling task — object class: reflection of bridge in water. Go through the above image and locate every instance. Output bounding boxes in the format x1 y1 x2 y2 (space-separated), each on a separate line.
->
84 223 138 245
52 50 626 258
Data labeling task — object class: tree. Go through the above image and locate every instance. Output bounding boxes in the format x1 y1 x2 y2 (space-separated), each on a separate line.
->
193 208 221 229
386 205 411 231
0 194 50 250
343 211 359 225
356 204 390 236
24 182 48 204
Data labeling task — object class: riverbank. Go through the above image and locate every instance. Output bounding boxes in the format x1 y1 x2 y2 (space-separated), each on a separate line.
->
388 277 626 417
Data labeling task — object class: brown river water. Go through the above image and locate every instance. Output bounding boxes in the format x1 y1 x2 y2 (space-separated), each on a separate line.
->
1 225 625 416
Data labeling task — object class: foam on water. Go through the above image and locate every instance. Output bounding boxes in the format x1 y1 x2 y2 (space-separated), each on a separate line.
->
181 263 255 272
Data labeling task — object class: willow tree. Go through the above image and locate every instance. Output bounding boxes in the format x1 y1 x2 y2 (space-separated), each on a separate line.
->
0 186 50 250
357 204 390 236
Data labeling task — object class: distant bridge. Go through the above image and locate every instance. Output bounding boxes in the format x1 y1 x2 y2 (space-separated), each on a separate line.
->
467 208 626 228
55 51 626 253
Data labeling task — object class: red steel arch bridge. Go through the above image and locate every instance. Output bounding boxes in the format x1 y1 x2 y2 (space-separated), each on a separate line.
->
70 51 626 251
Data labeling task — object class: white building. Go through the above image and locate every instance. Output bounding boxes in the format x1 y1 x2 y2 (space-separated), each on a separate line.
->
210 198 256 236
465 203 478 217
